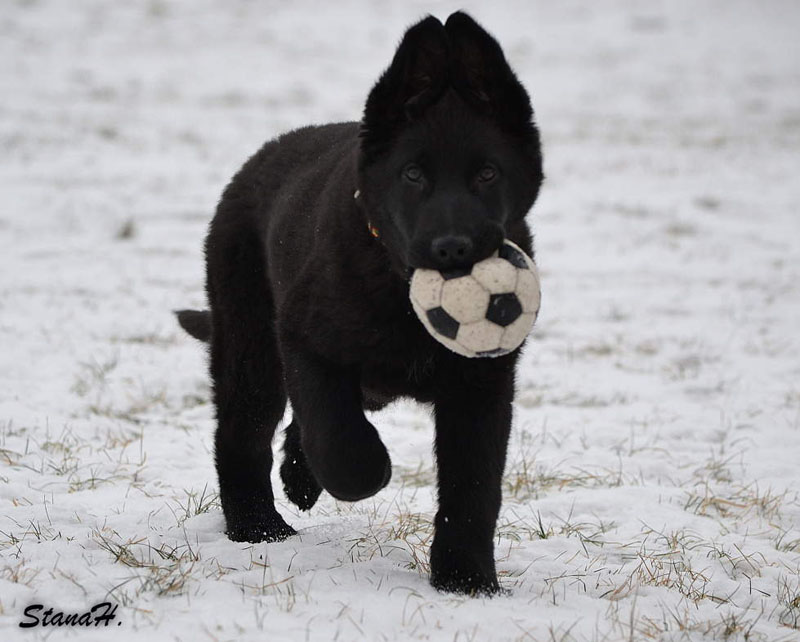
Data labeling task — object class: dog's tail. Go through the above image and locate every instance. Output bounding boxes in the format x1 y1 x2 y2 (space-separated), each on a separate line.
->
175 309 211 342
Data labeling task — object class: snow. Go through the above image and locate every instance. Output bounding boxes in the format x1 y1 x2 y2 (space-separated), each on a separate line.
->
1 1 799 640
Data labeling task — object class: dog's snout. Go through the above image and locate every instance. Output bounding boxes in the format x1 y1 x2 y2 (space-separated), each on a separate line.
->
430 235 475 270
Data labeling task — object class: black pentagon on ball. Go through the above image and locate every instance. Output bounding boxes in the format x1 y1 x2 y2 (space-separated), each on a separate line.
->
487 293 523 327
498 243 528 269
426 306 460 339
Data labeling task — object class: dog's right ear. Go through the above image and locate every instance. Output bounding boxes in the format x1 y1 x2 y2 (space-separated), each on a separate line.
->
360 16 449 157
444 12 536 140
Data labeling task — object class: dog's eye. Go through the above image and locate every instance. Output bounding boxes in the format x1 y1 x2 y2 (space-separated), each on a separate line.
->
478 165 497 183
403 165 423 183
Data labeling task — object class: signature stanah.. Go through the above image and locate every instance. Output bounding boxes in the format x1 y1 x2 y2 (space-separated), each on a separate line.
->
19 602 120 628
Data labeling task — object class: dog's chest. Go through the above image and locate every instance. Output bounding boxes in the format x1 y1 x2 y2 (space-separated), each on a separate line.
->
358 308 439 400
361 351 437 402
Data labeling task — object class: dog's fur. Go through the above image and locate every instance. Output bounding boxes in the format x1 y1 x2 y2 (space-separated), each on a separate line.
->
176 12 543 595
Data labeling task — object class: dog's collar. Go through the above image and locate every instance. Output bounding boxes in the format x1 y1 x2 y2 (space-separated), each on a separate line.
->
354 189 380 239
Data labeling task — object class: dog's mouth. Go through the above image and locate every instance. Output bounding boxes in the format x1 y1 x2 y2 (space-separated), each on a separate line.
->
406 234 503 274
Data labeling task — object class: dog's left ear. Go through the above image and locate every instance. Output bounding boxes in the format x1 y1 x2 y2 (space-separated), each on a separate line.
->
360 16 449 157
445 12 535 138
447 12 543 216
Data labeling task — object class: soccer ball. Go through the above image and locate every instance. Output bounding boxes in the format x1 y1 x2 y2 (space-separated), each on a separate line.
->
409 240 541 358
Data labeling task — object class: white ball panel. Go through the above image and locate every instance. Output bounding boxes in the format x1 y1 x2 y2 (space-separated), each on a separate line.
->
471 258 518 294
456 320 504 353
441 276 490 324
409 293 428 328
516 268 541 314
500 312 535 351
409 269 445 310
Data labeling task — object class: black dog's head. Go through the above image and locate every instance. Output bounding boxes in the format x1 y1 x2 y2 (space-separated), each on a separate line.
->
357 12 543 274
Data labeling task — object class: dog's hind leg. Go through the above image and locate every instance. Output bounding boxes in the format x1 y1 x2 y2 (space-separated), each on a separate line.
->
206 215 294 543
280 420 322 511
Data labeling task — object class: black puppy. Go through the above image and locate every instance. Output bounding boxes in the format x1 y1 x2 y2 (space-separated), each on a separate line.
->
176 12 543 595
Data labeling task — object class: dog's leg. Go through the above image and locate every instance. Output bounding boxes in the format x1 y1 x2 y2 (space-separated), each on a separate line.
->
429 357 515 595
207 221 294 543
280 420 322 511
280 343 391 502
210 322 294 542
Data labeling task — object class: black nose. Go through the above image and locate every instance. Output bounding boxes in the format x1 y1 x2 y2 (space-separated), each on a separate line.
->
430 235 475 270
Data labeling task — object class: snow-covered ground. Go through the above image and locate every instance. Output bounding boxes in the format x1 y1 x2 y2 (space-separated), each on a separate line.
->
2 1 799 640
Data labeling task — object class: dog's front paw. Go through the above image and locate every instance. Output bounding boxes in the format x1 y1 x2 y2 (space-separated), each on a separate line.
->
304 419 392 502
319 450 391 502
429 541 502 596
225 513 296 543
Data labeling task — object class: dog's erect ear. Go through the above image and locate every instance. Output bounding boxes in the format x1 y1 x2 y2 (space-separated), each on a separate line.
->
445 12 535 138
447 12 543 214
360 16 449 155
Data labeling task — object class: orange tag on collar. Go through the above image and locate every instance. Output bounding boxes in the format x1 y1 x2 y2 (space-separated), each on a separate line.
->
368 222 380 238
